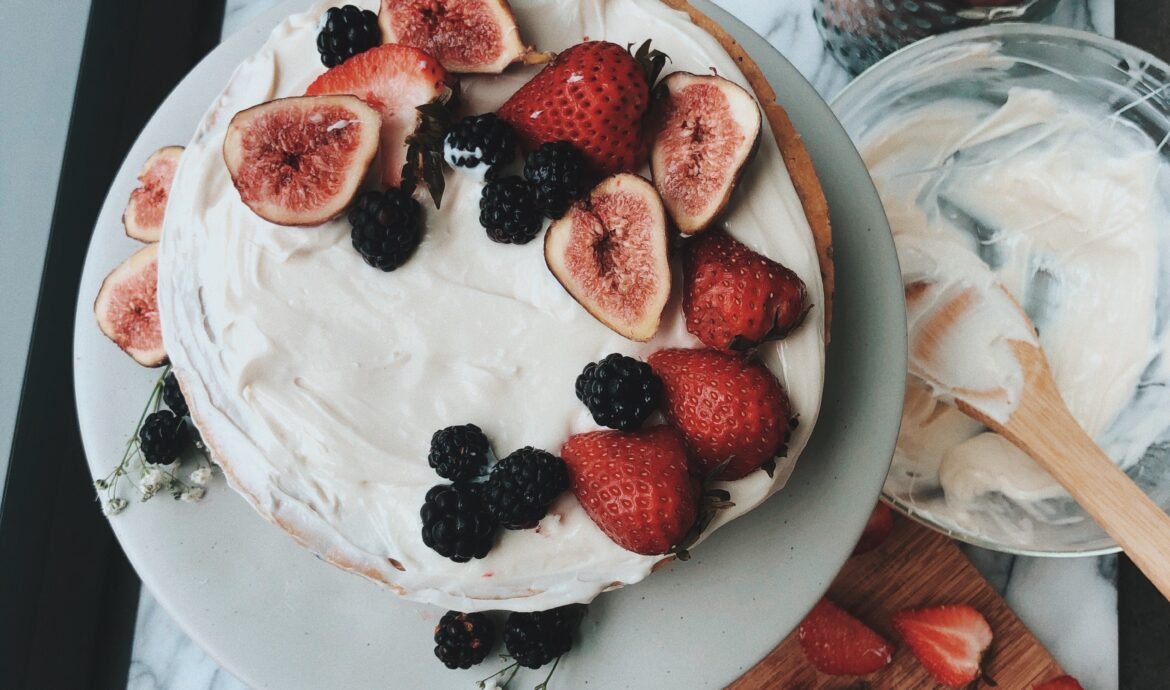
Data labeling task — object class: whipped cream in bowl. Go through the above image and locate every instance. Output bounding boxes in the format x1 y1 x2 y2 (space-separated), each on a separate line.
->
834 25 1170 554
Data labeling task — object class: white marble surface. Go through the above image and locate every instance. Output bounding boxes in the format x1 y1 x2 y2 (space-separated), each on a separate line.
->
129 1 1119 688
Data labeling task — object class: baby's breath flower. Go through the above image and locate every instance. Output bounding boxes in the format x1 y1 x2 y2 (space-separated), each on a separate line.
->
105 498 128 516
189 466 212 486
142 468 166 491
180 487 206 503
94 478 109 490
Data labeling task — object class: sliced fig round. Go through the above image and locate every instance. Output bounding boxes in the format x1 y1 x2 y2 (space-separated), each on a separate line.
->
123 146 183 243
378 0 527 74
94 243 166 367
545 174 671 342
650 72 762 235
223 95 381 226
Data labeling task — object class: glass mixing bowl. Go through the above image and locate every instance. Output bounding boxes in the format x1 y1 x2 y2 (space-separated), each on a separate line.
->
833 24 1170 555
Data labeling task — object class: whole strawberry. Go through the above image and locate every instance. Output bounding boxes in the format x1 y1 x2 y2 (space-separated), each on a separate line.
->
648 348 793 480
498 40 668 176
683 229 808 351
560 426 697 555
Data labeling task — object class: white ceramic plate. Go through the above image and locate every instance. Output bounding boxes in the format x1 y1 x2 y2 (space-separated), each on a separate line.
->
73 2 904 687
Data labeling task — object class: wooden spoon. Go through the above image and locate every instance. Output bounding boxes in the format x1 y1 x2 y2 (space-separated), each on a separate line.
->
905 268 1170 601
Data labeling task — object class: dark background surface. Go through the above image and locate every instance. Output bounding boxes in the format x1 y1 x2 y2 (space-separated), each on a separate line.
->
0 1 1167 688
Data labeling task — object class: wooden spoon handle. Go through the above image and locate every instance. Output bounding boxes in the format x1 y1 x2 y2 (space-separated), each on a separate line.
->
994 345 1170 601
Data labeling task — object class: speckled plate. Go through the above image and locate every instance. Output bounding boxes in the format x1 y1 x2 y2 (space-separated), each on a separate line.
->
72 1 903 687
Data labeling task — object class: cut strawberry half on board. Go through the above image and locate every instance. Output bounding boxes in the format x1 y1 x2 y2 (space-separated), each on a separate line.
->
648 347 794 480
1034 675 1085 690
892 604 993 688
306 44 449 189
851 501 894 556
498 40 668 176
560 426 698 556
798 598 894 676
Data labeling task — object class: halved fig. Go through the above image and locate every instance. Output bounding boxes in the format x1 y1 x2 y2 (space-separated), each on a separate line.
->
94 243 166 367
545 174 671 342
650 72 762 235
123 146 183 242
306 44 449 188
378 0 527 74
223 95 380 226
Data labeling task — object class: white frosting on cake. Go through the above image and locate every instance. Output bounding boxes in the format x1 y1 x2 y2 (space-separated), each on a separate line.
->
159 0 824 611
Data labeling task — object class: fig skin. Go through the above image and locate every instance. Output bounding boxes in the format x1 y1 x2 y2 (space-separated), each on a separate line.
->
123 146 184 243
378 0 528 74
223 95 381 227
94 243 167 367
544 173 672 342
649 72 762 235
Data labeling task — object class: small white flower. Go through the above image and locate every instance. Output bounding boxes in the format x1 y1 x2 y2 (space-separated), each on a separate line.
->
142 468 166 491
180 487 206 503
94 478 108 490
105 498 128 516
189 466 212 486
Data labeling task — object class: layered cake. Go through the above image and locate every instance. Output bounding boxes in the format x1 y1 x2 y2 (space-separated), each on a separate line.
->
125 0 832 613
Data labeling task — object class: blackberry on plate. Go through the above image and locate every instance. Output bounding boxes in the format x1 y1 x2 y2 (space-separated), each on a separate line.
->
483 447 569 530
420 484 498 563
428 424 492 482
444 114 517 177
162 372 188 418
524 141 589 219
349 188 423 271
503 604 586 669
434 610 495 669
139 410 186 465
575 353 662 431
479 176 542 244
316 5 381 68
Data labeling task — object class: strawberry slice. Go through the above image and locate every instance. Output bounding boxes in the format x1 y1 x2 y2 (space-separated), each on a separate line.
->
306 44 449 187
892 604 993 687
798 598 894 676
560 426 698 556
1034 675 1085 690
851 502 894 556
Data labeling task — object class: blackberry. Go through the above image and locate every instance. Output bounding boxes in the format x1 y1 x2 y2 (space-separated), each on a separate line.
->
483 448 569 530
162 372 188 418
420 484 497 562
139 410 186 465
428 424 492 482
349 188 423 271
444 114 517 177
479 176 542 244
575 353 662 431
433 610 495 669
503 605 586 669
316 5 381 68
524 142 589 219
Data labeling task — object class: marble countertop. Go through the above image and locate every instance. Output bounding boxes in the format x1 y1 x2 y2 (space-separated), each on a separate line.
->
128 0 1118 688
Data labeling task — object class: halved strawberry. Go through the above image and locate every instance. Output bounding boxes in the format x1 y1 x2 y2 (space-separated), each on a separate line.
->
498 40 667 176
1034 675 1085 690
683 228 808 351
892 604 993 688
798 598 894 676
306 44 449 188
851 502 895 556
560 426 698 555
647 348 793 480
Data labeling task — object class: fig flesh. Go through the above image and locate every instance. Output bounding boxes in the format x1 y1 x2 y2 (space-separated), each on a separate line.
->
545 174 671 342
123 146 183 242
650 72 761 235
223 95 381 226
378 0 526 74
94 243 167 367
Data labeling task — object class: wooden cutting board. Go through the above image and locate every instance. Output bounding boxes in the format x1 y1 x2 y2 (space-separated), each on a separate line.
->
730 515 1065 689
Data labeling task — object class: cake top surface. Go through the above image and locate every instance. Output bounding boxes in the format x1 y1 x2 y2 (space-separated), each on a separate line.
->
159 0 825 612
